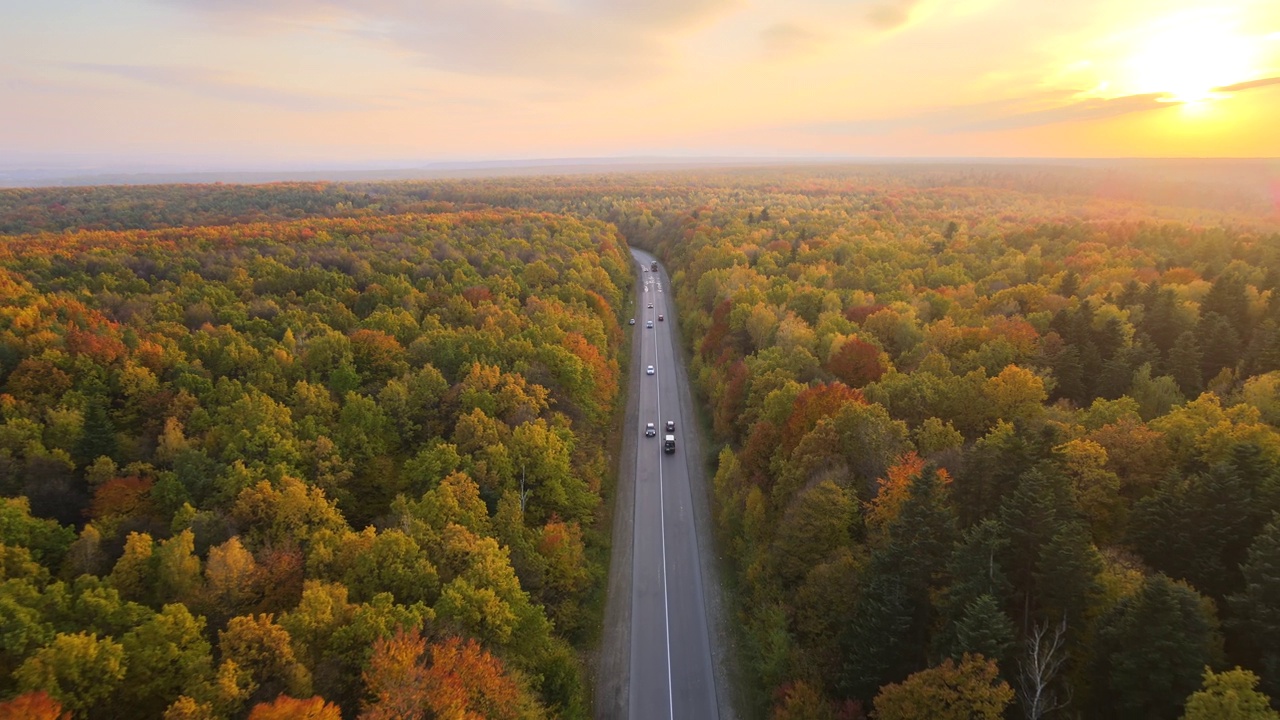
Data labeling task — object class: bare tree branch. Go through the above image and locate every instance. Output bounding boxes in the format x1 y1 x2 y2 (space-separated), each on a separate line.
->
1017 617 1072 720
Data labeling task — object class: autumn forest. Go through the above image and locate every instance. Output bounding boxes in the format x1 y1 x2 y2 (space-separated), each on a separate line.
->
2 163 1280 719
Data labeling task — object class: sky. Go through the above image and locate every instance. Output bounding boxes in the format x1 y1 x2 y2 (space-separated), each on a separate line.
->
1 0 1278 168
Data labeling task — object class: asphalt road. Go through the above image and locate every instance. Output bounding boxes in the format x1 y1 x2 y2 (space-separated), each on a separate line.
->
626 251 720 720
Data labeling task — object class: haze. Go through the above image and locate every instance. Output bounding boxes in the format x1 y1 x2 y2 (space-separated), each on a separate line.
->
2 0 1278 171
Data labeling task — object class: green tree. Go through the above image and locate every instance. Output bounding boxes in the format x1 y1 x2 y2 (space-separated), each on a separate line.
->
74 398 117 469
1182 667 1279 720
1169 330 1204 396
1130 462 1271 601
0 497 75 567
770 479 855 586
1201 273 1251 341
842 465 956 699
1033 521 1102 626
1229 515 1280 696
14 632 127 716
946 595 1015 668
333 528 440 606
1197 312 1243 383
119 604 215 717
154 530 202 606
1090 574 1223 719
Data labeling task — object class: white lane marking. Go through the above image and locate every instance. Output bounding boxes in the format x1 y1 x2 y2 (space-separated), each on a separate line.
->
652 263 675 720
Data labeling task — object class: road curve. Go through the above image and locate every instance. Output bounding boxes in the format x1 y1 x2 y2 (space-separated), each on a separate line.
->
593 249 727 717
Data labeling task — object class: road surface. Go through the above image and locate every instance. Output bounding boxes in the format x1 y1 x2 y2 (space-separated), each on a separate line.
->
613 250 720 720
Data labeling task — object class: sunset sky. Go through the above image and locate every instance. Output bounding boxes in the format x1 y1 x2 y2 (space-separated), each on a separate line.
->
2 0 1278 168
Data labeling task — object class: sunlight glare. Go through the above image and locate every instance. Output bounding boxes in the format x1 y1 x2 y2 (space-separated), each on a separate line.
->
1121 12 1259 102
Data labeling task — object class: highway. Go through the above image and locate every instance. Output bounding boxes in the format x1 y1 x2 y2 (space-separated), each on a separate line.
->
625 250 719 720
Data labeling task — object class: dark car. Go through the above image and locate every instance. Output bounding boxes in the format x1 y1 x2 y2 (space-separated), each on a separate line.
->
645 423 657 437
666 420 675 432
658 314 664 321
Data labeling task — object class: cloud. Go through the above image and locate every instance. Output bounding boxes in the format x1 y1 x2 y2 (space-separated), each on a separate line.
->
953 93 1175 132
155 0 742 82
865 0 921 29
802 91 1178 137
759 23 823 58
1213 76 1280 93
67 63 370 111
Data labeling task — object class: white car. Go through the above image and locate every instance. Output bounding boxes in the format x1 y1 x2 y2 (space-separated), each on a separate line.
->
645 423 657 437
629 318 635 325
646 365 655 375
646 320 654 328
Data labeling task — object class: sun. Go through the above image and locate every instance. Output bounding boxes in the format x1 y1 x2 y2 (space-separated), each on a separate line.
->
1118 11 1260 103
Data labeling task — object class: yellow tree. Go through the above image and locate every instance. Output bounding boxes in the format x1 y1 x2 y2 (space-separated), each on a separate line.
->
1182 667 1279 720
872 654 1013 720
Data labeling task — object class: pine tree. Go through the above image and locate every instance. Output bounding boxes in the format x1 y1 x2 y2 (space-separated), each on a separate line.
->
842 466 957 700
1168 330 1204 397
1033 521 1101 626
74 398 117 469
1197 312 1243 384
1090 575 1223 719
1229 515 1280 698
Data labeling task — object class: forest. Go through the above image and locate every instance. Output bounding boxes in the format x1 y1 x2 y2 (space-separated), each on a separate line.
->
622 170 1280 719
0 208 630 718
2 163 1280 719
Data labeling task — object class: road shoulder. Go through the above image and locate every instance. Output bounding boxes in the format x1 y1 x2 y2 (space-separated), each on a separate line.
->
593 267 643 719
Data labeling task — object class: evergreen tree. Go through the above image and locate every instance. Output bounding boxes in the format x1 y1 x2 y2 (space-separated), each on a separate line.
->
74 398 117 469
996 467 1078 610
1129 462 1270 601
1049 345 1085 405
841 466 957 700
1058 271 1079 298
1090 574 1223 720
948 595 1015 668
1229 515 1280 698
1197 312 1243 384
1140 286 1188 354
936 520 1014 663
1032 521 1102 627
1202 273 1251 342
1168 330 1204 397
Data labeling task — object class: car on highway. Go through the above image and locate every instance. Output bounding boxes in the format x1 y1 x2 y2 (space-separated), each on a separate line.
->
629 318 635 325
658 314 664 321
666 420 675 432
648 303 653 308
646 320 653 328
646 365 655 375
645 423 656 437
664 434 676 453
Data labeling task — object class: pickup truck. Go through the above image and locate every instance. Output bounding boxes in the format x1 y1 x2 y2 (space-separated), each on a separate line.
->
663 434 676 453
